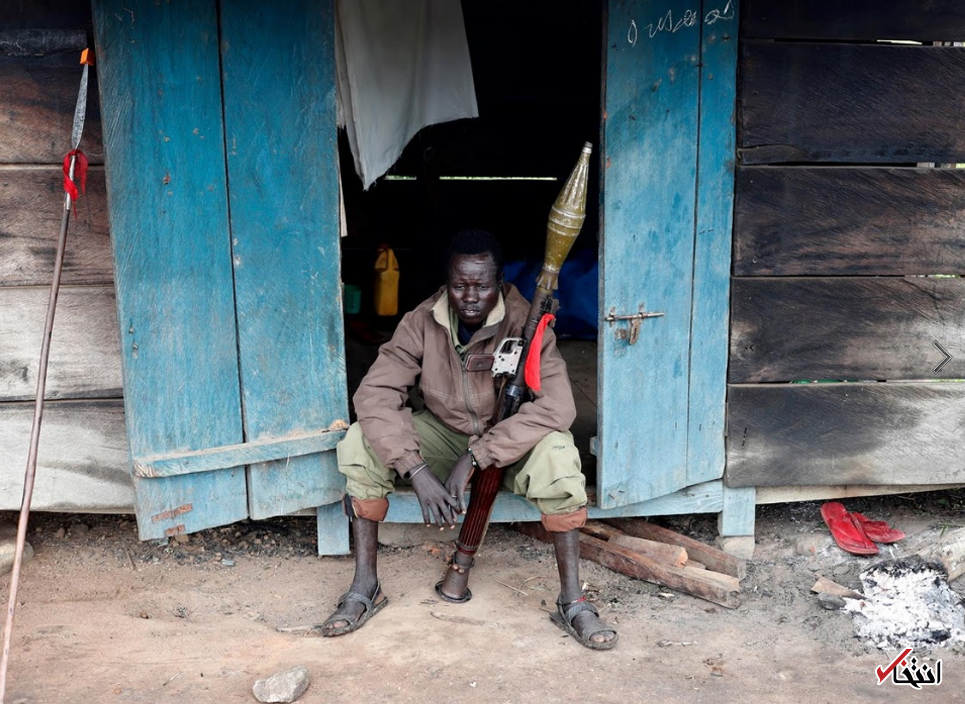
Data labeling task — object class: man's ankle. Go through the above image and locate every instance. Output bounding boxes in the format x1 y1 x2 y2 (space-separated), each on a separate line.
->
349 574 379 594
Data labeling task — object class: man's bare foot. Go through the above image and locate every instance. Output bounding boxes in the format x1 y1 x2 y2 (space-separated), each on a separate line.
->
318 579 387 637
570 609 617 645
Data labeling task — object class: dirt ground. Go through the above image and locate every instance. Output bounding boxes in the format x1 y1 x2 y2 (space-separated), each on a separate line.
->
3 491 965 703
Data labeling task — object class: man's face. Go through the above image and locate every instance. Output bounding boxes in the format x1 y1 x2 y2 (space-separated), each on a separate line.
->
447 253 501 327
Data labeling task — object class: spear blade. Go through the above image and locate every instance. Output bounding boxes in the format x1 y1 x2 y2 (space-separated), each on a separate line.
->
70 63 89 151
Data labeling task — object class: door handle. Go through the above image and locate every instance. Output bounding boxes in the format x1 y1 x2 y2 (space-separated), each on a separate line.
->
604 305 664 345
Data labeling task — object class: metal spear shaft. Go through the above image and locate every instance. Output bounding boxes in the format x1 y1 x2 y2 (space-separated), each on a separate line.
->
0 50 90 704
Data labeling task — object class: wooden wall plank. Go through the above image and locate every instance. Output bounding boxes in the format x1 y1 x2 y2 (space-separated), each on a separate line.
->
598 0 701 508
726 383 965 487
0 1 94 29
0 54 103 164
741 0 965 42
0 286 121 401
755 483 965 505
92 0 248 540
220 0 348 519
0 400 133 512
730 277 965 382
687 0 738 486
733 167 965 276
0 168 112 286
739 42 965 165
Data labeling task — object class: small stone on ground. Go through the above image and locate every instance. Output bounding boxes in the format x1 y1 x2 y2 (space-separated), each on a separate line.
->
252 665 310 703
716 536 755 560
0 535 33 577
794 533 832 556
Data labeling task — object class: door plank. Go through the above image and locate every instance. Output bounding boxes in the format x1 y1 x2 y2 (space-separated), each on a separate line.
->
687 0 738 486
92 0 248 539
219 0 349 518
726 383 965 487
0 168 112 286
734 167 965 276
133 427 347 478
598 0 701 508
741 0 965 42
730 277 965 382
740 42 965 165
0 286 121 401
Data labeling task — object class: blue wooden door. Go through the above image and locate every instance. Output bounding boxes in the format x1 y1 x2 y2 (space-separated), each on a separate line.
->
92 0 347 539
598 0 737 508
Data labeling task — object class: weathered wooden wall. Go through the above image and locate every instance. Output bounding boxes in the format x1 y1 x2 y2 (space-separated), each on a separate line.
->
727 1 965 488
0 4 132 511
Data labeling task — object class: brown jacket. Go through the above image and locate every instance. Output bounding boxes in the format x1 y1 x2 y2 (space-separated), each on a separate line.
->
354 284 577 473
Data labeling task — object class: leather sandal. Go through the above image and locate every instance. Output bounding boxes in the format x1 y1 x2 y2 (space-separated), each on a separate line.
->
549 594 618 651
314 581 388 637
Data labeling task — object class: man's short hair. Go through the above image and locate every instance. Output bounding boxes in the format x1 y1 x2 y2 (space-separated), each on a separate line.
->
445 229 504 281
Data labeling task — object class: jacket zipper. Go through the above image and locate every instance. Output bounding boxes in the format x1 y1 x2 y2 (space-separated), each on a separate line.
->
462 359 483 438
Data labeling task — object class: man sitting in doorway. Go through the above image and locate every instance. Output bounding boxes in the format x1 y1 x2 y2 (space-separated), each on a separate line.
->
320 229 617 649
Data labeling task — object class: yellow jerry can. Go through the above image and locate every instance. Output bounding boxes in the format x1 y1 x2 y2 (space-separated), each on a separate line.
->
373 245 399 316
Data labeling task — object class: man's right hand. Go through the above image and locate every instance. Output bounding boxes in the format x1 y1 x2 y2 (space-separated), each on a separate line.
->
409 465 460 529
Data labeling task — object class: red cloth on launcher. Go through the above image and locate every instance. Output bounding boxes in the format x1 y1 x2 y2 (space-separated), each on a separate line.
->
524 313 556 392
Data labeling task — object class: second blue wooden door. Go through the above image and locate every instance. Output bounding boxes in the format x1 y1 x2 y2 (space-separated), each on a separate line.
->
597 0 737 508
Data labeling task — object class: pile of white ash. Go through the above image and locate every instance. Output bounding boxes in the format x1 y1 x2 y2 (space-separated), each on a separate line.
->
844 556 965 650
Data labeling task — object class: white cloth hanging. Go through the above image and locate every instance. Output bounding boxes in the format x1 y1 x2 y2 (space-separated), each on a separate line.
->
335 0 479 190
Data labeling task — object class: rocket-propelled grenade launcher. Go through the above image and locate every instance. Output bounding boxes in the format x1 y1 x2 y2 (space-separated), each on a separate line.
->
437 142 592 603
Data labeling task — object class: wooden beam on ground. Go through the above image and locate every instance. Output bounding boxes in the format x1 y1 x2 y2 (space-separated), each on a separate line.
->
581 521 687 567
609 535 687 568
899 527 965 582
517 523 739 609
603 518 746 580
811 577 862 600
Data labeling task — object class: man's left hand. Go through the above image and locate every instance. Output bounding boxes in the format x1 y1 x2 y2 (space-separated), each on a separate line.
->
445 452 475 514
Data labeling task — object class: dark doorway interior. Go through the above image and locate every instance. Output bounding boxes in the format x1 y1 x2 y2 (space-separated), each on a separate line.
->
340 0 603 476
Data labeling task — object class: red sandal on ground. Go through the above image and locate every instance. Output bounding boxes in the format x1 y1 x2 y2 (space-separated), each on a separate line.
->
850 512 905 544
820 502 878 555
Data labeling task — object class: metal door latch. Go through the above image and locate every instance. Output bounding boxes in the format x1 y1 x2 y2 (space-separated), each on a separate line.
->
604 305 664 345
